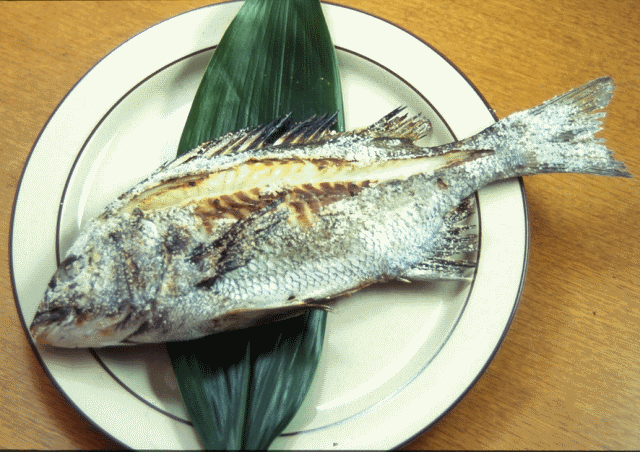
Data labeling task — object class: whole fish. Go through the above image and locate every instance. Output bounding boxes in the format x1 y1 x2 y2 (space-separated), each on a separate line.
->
30 77 630 347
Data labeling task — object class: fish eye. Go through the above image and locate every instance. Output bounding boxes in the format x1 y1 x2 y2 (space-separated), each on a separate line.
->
60 254 81 268
47 275 57 290
56 254 83 282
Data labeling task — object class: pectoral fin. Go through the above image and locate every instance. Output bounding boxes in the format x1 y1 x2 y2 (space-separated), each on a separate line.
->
208 302 330 333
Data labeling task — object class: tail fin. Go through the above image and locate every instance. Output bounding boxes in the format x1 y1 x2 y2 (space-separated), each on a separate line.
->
453 77 631 179
521 76 630 177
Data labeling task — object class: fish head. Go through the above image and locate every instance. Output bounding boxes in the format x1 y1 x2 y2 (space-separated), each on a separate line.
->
30 214 164 348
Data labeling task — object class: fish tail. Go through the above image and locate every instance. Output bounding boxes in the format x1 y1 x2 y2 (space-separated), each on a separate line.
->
452 77 631 179
519 77 630 177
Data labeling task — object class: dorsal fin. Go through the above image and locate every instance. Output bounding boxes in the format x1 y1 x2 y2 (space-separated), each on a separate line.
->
271 113 339 146
347 107 432 141
164 108 431 172
193 113 339 160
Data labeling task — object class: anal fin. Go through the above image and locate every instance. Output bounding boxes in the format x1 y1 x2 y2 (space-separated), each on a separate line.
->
400 195 479 281
400 257 476 281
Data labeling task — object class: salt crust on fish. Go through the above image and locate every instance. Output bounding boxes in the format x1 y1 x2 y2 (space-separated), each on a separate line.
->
30 77 630 347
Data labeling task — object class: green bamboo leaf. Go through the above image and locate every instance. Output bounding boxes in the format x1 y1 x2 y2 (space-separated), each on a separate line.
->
169 333 250 449
167 0 344 449
243 310 327 450
177 0 344 156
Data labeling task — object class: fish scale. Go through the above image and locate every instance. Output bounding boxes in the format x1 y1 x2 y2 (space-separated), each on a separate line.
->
30 77 630 347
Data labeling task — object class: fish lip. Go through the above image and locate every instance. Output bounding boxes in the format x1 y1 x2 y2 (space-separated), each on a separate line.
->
29 307 136 348
30 306 72 330
32 301 144 348
29 307 71 346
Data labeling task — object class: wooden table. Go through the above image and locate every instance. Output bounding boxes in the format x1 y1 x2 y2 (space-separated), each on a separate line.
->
2 1 639 449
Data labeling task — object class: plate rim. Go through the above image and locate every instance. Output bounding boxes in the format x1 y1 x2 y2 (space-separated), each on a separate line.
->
9 0 529 449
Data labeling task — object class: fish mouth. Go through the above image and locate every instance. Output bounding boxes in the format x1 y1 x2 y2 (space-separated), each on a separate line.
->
30 306 71 329
30 302 144 348
29 306 74 346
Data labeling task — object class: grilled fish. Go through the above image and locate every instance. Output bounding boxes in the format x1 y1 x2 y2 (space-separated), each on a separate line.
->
30 77 630 347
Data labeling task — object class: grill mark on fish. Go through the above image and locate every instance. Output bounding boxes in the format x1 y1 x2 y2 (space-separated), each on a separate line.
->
285 180 376 227
235 191 254 203
120 155 459 219
191 179 376 230
164 224 191 255
304 196 322 216
219 195 243 210
159 174 208 191
74 307 92 326
300 183 324 197
193 190 277 229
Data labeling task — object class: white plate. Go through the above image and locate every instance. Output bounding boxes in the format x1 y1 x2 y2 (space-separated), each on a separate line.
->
11 2 528 449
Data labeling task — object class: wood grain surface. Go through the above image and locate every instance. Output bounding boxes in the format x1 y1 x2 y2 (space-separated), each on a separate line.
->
2 0 639 449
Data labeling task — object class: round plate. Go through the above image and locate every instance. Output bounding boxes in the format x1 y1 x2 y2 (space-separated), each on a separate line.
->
11 2 528 449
